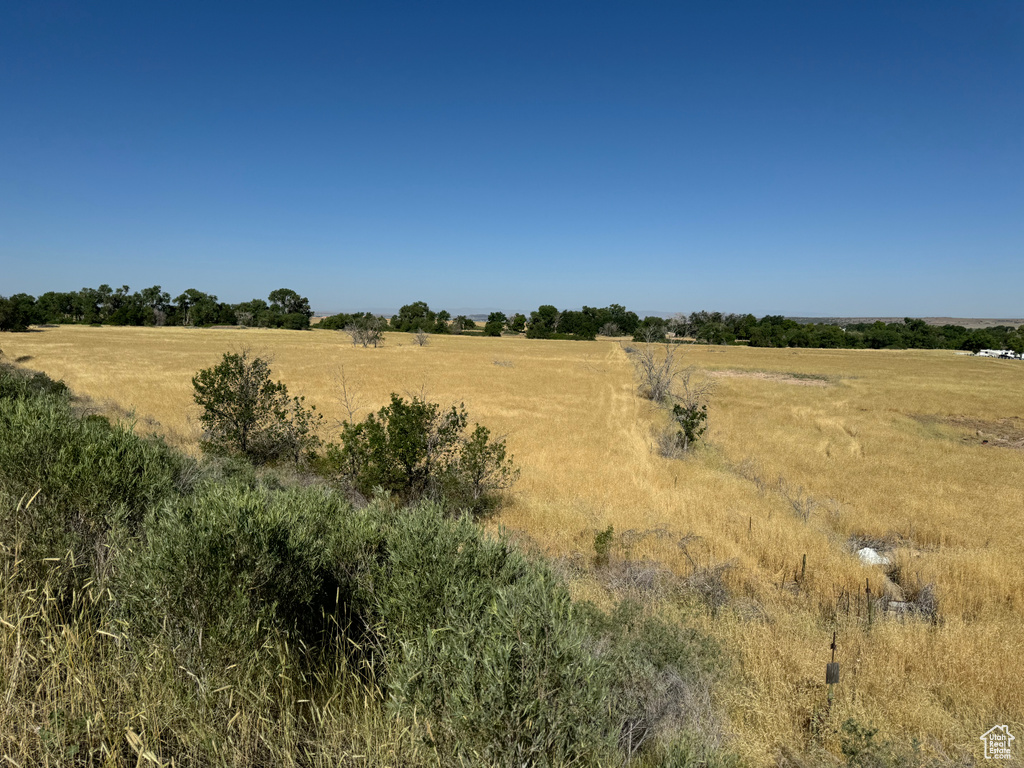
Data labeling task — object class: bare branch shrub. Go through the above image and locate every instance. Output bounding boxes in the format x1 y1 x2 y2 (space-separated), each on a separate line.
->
599 322 621 337
413 328 430 346
345 316 386 348
777 478 818 524
333 366 365 423
655 428 685 459
626 337 682 402
685 561 735 615
627 336 715 454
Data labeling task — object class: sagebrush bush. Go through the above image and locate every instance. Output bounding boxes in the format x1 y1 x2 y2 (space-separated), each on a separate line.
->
0 378 191 585
117 487 621 764
0 360 69 400
112 483 376 670
368 501 619 764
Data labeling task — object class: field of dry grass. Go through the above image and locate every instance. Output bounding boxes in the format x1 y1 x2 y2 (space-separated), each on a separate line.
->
1 325 1021 765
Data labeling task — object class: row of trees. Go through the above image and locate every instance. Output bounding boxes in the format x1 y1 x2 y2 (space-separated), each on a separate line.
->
0 286 313 331
317 302 651 342
4 288 1021 354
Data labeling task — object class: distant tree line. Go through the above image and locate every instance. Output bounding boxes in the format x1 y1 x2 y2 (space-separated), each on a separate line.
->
739 314 1023 353
0 286 313 331
328 302 1021 353
316 302 656 342
4 289 1021 353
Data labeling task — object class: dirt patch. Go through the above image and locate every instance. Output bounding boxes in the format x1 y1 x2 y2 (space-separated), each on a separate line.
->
709 369 832 387
915 414 1024 450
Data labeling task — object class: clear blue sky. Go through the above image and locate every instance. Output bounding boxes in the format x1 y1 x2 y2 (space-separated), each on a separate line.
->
2 1 1021 317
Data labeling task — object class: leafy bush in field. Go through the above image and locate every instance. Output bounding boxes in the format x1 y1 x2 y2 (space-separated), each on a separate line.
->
669 401 708 452
329 394 518 514
369 502 617 764
574 599 737 767
113 483 379 669
192 350 322 464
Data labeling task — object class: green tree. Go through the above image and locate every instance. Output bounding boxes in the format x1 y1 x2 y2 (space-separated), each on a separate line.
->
268 288 313 320
0 294 36 332
433 309 452 334
452 315 476 333
192 351 320 463
174 289 219 326
394 301 436 332
1008 330 1024 356
139 285 171 325
526 305 559 338
35 291 79 323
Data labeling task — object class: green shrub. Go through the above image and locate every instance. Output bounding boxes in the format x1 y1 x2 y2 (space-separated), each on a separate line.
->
578 599 731 765
670 401 708 452
113 483 379 670
0 361 69 400
364 501 618 764
329 394 518 514
594 524 615 567
0 392 191 581
116 489 621 764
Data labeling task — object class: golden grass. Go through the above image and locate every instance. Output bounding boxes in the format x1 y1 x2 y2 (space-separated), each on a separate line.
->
2 326 1022 764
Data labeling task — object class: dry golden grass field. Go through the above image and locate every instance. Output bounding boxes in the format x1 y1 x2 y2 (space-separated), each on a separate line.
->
2 325 1022 765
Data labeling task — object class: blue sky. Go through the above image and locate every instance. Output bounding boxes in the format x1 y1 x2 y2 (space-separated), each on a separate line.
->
1 1 1021 316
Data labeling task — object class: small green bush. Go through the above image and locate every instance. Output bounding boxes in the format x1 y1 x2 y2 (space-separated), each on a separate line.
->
670 402 708 452
594 524 615 567
329 394 518 514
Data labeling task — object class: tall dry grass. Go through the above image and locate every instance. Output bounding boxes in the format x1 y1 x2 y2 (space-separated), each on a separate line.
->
1 326 1021 764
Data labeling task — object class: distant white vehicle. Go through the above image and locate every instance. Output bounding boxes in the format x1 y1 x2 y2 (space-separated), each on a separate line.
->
976 349 1023 359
